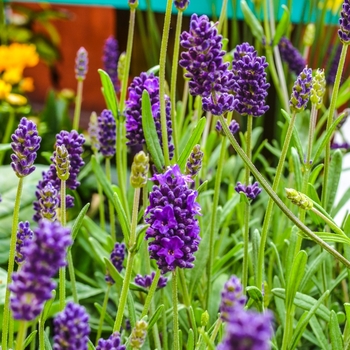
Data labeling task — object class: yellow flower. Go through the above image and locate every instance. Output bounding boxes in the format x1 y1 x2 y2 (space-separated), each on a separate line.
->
321 0 343 14
6 93 27 106
20 77 35 92
0 79 11 99
3 67 23 85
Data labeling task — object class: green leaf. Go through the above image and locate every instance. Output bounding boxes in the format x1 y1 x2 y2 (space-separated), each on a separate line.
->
148 304 164 330
83 216 110 246
272 5 290 47
127 291 136 328
326 149 343 212
113 191 130 244
306 232 350 245
23 330 37 348
290 147 302 191
246 286 263 312
147 65 160 75
332 187 350 217
309 164 324 186
309 316 330 350
213 243 243 274
197 180 208 195
330 310 343 349
42 290 57 322
98 69 118 117
0 144 11 153
88 237 109 266
71 203 90 242
94 302 115 328
88 339 96 350
177 117 206 172
187 328 195 350
240 0 264 41
142 90 165 172
44 331 53 350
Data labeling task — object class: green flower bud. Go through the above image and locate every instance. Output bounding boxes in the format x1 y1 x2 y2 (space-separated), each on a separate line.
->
285 188 313 210
130 151 149 188
130 320 148 349
310 69 326 109
55 145 70 181
117 52 126 86
201 310 209 327
303 24 315 47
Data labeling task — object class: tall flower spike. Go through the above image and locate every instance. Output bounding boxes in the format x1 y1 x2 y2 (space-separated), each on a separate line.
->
103 36 120 92
310 69 326 109
145 165 201 274
15 221 33 265
96 332 126 350
289 66 312 113
130 151 149 188
303 23 315 47
55 144 70 181
105 242 125 285
37 182 59 221
285 188 313 210
185 144 203 178
130 320 148 350
11 117 41 178
75 47 88 81
88 111 100 153
235 181 262 200
53 302 90 350
339 0 350 44
174 0 190 11
98 109 117 158
278 37 306 76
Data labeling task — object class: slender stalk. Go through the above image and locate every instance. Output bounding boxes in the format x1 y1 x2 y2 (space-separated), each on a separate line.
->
39 317 45 350
322 44 348 208
0 108 15 165
178 268 191 307
97 181 106 231
217 0 228 34
67 250 78 303
113 188 140 332
73 79 83 130
159 0 173 166
150 301 162 350
59 179 67 311
172 269 179 350
141 269 161 318
8 317 13 350
2 177 23 350
161 288 168 350
106 158 116 242
15 321 27 350
209 318 222 343
95 285 111 345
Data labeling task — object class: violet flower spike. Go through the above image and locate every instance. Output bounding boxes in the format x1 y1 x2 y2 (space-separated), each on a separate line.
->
339 0 350 44
103 36 120 92
105 242 125 285
15 221 33 265
75 47 88 81
235 181 262 200
289 66 313 113
98 109 117 158
96 332 126 350
11 117 41 178
216 119 240 136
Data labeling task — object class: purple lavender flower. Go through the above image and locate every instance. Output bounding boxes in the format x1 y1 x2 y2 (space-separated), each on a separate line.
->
220 275 246 322
10 220 72 320
174 0 189 11
134 271 168 289
235 181 262 200
278 37 306 76
37 181 59 221
339 0 350 44
96 332 125 350
11 117 41 178
202 93 236 115
53 301 90 350
98 109 116 158
105 242 125 285
289 67 313 113
331 141 350 150
216 119 240 136
75 47 88 81
15 221 33 264
326 45 342 85
217 309 274 350
103 36 120 92
125 72 174 158
231 43 270 117
145 165 201 274
185 144 203 178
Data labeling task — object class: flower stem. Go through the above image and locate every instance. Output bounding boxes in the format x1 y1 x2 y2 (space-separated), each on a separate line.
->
59 179 67 311
159 0 173 166
97 181 106 231
106 157 116 242
322 44 348 208
73 79 83 130
217 0 228 34
67 250 78 303
141 268 161 318
95 285 111 345
1 177 23 350
178 268 191 307
0 108 15 166
172 269 179 350
15 321 27 350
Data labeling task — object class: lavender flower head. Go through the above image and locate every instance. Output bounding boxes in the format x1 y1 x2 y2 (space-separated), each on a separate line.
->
145 164 201 274
105 242 125 285
289 67 312 113
15 221 33 264
53 302 90 350
134 272 168 289
103 36 120 92
235 181 262 200
220 275 247 322
98 109 116 158
125 72 174 158
96 332 125 350
174 0 189 11
216 119 240 136
37 182 59 221
185 144 203 178
217 309 274 350
231 43 270 117
11 117 41 178
278 37 306 76
75 47 88 80
10 220 72 320
339 0 350 44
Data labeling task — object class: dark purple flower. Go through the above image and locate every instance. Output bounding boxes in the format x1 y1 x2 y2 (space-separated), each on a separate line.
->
105 242 125 285
185 144 203 178
134 271 168 289
36 181 59 222
15 221 33 264
231 43 270 117
217 309 274 350
289 67 312 113
202 93 236 115
174 0 189 11
11 117 41 178
235 181 262 200
96 332 125 350
220 275 246 322
125 72 174 159
327 45 342 85
331 141 350 150
10 220 72 320
339 0 350 44
278 37 306 76
145 165 201 274
98 109 116 158
103 36 120 92
75 47 88 80
53 302 90 350
216 119 240 136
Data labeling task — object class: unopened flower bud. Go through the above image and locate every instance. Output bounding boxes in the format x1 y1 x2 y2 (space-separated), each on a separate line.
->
185 144 203 178
201 310 209 327
285 188 313 210
128 0 139 9
55 144 70 181
174 0 190 12
130 320 148 349
88 112 100 153
130 151 149 188
117 52 126 85
310 69 326 109
75 47 88 81
303 23 315 47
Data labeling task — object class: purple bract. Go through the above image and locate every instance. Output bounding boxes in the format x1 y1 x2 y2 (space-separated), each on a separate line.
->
339 0 350 44
75 47 88 81
15 221 33 265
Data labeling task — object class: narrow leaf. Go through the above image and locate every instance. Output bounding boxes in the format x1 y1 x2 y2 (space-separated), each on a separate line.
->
326 149 343 213
148 304 164 330
71 203 90 242
94 302 114 327
273 5 290 47
290 147 302 191
23 330 37 348
240 0 264 41
330 310 343 349
98 69 118 117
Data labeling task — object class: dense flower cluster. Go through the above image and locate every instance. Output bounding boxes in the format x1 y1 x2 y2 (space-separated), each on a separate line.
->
339 0 350 44
125 72 174 158
10 220 71 320
75 47 88 80
145 165 201 274
15 221 33 265
98 109 117 158
278 37 306 76
96 332 125 350
105 242 125 285
11 117 41 178
235 181 262 200
103 36 120 91
36 182 59 221
289 67 313 113
53 302 90 350
134 272 168 289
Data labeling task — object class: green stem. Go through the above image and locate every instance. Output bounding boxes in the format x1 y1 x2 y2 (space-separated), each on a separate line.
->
161 288 168 350
73 79 83 130
1 177 23 350
59 179 67 311
209 318 222 343
170 10 183 161
15 321 27 350
159 0 173 166
172 269 179 350
141 269 161 318
0 108 15 165
178 268 191 307
97 181 106 231
113 188 140 332
150 300 162 350
67 250 78 303
217 0 228 34
39 317 45 350
322 44 348 208
106 158 116 242
95 285 111 345
311 207 348 237
218 114 350 269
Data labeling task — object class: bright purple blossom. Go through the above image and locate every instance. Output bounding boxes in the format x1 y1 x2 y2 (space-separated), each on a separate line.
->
75 47 88 80
289 67 312 113
339 0 350 44
98 109 116 158
96 332 125 350
134 271 168 289
235 181 262 200
202 93 236 115
15 221 33 264
103 36 120 91
53 302 90 350
11 117 41 178
278 37 306 76
105 242 125 285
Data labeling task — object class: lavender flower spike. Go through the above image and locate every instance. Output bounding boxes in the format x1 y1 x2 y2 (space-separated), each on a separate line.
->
185 144 203 178
75 47 88 80
15 221 33 265
98 109 117 158
11 117 41 178
174 0 190 11
134 272 168 289
339 0 350 44
96 332 125 350
289 67 312 113
53 302 90 350
278 37 306 76
235 181 262 200
103 36 120 91
105 242 125 285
